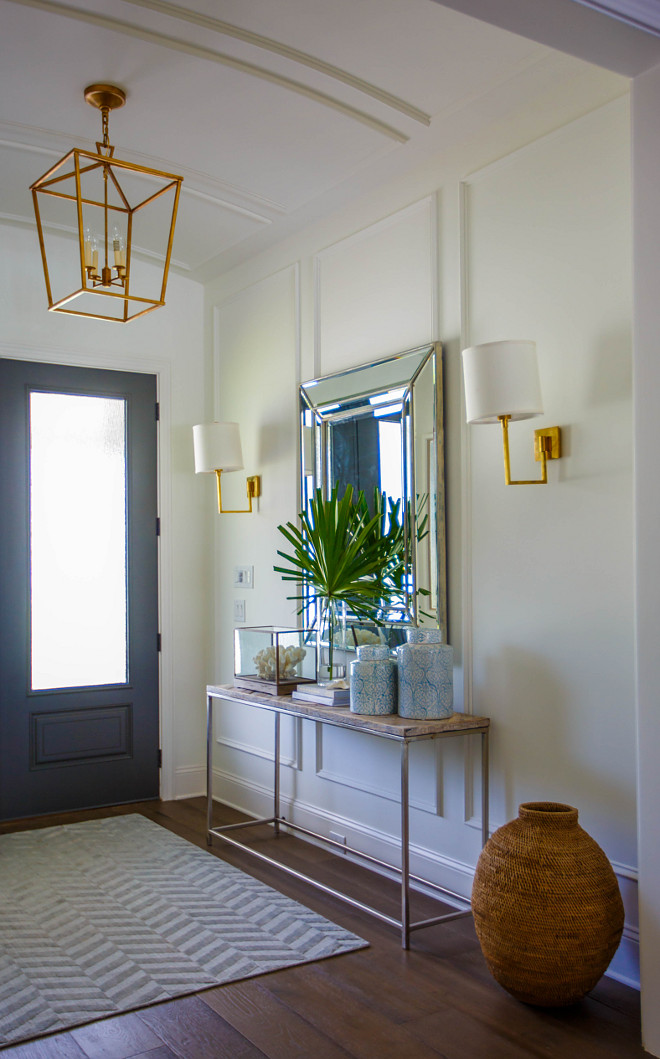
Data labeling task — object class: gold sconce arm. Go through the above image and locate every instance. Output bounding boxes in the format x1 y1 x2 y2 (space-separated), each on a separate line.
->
499 415 562 486
215 470 261 513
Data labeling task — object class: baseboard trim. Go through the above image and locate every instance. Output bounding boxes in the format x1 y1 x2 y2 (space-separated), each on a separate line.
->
174 765 206 799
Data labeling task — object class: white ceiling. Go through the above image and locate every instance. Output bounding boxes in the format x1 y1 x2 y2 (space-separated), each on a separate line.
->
0 0 653 283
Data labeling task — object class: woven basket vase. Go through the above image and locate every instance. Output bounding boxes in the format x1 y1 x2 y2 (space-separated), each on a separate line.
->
471 802 624 1007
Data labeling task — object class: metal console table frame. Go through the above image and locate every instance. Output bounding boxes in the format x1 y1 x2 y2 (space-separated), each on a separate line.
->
206 684 490 949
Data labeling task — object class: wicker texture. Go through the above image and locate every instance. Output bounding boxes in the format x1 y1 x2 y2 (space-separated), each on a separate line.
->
471 802 624 1007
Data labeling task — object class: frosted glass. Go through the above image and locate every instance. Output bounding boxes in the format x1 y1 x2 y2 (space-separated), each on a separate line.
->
30 392 128 690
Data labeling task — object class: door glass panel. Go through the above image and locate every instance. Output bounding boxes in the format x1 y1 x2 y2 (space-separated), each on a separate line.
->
30 391 128 690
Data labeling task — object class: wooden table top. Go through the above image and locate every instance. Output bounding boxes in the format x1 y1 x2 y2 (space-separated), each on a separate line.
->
207 684 489 740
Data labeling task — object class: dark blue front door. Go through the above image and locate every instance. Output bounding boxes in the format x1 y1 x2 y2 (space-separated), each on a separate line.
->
0 358 159 819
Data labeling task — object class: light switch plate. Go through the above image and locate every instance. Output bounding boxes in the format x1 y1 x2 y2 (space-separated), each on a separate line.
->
233 599 246 622
233 565 254 589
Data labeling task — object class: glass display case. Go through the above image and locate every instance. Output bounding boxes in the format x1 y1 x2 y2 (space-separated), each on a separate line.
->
234 626 316 696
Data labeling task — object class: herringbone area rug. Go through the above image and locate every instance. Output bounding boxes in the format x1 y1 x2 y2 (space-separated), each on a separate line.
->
0 814 367 1048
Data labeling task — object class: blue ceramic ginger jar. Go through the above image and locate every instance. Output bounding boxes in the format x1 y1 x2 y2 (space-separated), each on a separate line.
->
396 629 453 719
350 644 397 715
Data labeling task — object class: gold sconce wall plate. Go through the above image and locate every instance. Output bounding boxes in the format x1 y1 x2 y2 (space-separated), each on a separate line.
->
534 426 562 462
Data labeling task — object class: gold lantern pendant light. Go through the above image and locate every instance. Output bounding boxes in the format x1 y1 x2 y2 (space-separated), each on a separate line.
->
30 84 183 323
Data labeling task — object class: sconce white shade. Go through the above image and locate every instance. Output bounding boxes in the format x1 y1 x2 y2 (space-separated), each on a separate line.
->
193 422 244 473
461 340 543 424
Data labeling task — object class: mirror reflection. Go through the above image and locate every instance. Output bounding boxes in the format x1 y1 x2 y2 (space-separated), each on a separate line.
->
300 343 446 636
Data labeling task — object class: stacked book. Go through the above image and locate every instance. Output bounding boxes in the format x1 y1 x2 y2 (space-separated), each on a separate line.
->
291 683 350 707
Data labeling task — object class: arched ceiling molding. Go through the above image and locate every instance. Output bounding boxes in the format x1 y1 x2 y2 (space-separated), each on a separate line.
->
122 0 432 126
7 0 412 144
0 210 191 271
0 124 286 223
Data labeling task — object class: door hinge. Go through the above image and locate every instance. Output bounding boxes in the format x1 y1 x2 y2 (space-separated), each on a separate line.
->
156 517 161 536
158 748 162 768
157 632 162 652
155 402 160 421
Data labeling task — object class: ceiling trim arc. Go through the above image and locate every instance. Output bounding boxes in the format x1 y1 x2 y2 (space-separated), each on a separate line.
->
7 0 410 144
0 124 287 222
183 185 273 225
0 211 192 271
122 0 431 126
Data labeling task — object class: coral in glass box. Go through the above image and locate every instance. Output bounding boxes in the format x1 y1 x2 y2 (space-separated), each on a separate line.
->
234 626 316 695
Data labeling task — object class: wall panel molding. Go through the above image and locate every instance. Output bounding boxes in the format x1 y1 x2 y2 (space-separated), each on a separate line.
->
314 196 437 375
216 716 302 771
313 724 440 815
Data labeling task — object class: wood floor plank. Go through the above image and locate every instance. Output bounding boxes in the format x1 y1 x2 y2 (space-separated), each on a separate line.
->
410 1006 546 1059
201 978 354 1058
0 1034 89 1058
70 1012 163 1059
136 996 267 1059
262 961 448 1059
126 1050 178 1059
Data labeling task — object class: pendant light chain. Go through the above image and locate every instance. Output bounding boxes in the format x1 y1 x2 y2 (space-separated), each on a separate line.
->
101 106 111 154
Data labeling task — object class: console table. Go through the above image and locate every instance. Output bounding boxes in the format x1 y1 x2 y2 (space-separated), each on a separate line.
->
206 683 490 949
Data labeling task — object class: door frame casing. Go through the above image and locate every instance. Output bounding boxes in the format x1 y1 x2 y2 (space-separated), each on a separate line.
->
0 342 175 801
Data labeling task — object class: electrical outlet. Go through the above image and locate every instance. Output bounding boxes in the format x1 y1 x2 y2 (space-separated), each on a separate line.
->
329 830 347 853
233 565 253 589
233 599 246 623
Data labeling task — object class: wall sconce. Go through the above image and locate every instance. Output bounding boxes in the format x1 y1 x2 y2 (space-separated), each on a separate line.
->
461 340 562 486
192 422 261 513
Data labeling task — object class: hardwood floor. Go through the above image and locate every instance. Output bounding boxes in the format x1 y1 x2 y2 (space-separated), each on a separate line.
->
0 798 646 1058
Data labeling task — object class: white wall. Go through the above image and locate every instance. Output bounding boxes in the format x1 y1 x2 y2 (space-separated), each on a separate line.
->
0 225 210 802
631 59 660 1057
464 100 637 982
204 96 637 984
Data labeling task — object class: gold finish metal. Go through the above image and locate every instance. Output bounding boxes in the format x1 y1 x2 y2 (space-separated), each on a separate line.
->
534 426 561 462
30 84 182 322
84 84 127 112
499 415 562 486
215 470 262 513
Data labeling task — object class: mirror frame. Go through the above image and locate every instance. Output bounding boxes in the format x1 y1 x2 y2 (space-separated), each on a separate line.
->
299 342 446 636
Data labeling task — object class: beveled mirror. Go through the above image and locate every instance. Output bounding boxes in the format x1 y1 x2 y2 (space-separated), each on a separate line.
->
300 342 446 635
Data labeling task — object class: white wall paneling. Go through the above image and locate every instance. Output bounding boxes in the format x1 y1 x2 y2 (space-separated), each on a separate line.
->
210 265 301 670
217 715 302 771
314 197 437 375
314 725 441 816
462 98 636 985
205 95 637 986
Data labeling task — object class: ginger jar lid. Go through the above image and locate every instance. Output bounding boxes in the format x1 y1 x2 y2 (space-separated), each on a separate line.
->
356 644 391 660
406 628 443 644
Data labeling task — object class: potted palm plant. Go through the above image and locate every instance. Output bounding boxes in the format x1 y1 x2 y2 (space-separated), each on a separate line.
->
274 484 411 682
